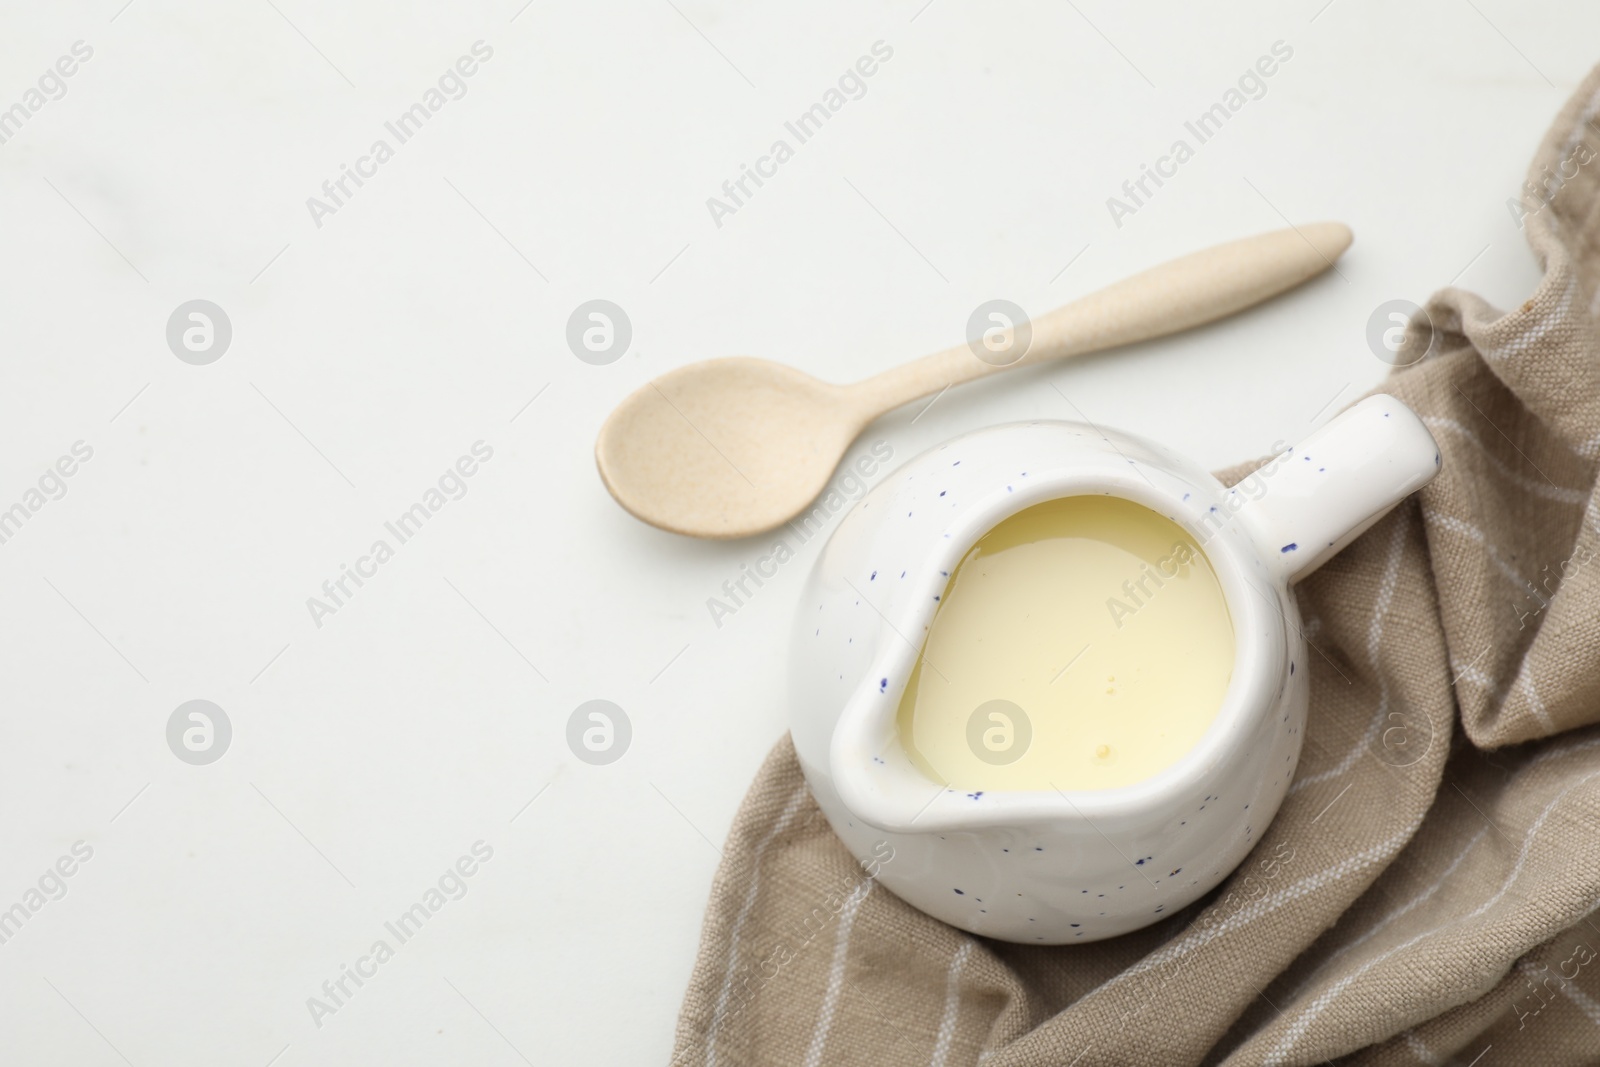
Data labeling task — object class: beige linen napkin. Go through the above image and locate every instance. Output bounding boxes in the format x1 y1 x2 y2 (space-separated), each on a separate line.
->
673 67 1600 1066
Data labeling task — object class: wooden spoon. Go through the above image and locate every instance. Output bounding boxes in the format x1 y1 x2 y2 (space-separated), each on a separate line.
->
595 222 1352 540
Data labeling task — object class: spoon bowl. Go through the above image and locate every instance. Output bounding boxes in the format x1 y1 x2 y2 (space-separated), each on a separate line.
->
595 357 866 539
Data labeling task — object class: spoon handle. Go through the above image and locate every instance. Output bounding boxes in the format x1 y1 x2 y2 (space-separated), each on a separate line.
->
849 222 1353 416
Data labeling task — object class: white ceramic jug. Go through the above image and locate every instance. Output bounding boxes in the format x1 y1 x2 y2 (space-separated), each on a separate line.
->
789 395 1440 943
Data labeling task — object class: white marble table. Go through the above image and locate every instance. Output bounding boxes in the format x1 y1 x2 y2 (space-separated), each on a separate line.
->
0 1 1587 1062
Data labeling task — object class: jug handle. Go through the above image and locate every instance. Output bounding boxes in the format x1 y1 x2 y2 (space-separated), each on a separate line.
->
1232 394 1440 584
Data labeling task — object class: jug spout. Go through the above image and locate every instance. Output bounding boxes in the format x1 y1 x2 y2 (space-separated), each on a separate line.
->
1235 394 1439 584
